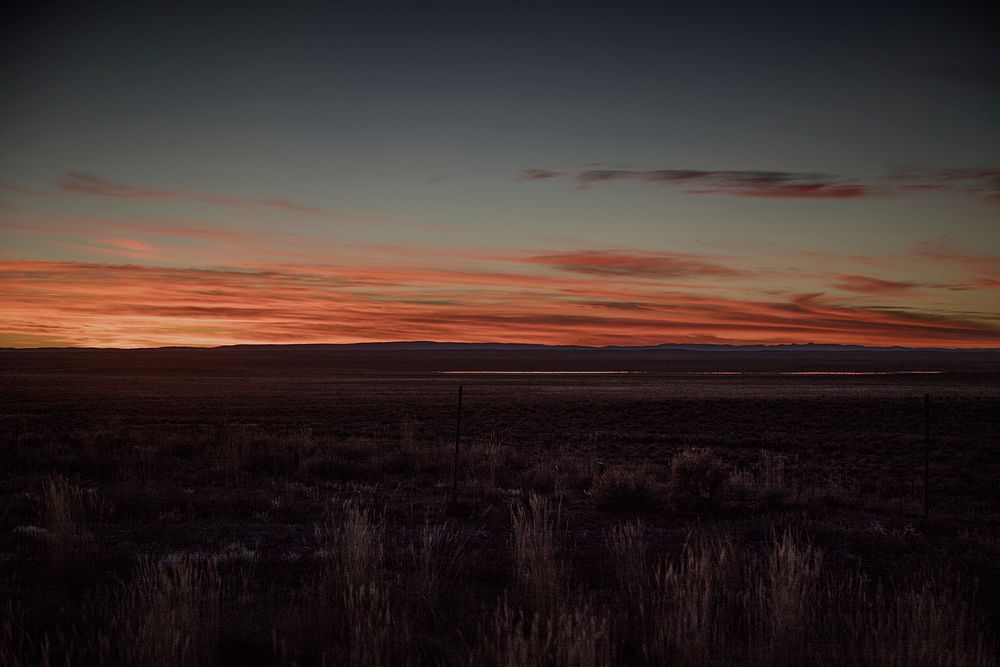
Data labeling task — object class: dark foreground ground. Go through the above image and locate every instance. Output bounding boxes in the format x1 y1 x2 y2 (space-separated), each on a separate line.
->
1 347 998 665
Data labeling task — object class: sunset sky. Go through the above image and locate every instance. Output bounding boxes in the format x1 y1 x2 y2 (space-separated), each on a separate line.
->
2 2 998 348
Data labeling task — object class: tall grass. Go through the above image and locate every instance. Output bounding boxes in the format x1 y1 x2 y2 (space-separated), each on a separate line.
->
606 520 647 602
3 421 996 666
476 598 611 667
0 557 220 667
214 423 252 485
39 475 112 567
652 531 738 665
275 500 413 667
43 476 77 563
465 434 505 499
856 574 992 667
408 522 466 615
511 494 566 618
476 494 611 666
0 602 52 667
107 558 222 667
608 523 739 665
744 529 825 665
606 524 995 666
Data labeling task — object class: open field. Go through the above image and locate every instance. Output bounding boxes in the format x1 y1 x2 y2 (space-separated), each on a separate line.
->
1 347 999 665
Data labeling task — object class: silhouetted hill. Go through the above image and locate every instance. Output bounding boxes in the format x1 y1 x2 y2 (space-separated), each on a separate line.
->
2 341 998 375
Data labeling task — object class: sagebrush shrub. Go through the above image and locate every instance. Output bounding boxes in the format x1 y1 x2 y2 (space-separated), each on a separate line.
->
592 465 662 513
670 448 729 508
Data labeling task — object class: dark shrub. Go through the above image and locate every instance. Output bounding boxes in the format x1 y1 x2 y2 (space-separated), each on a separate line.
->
670 447 729 508
592 465 662 513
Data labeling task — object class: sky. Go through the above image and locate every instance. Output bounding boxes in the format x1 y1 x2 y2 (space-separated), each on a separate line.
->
1 1 999 348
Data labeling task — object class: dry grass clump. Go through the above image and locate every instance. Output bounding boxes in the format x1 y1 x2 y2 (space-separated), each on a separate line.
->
1 602 52 667
744 528 825 665
275 500 413 667
605 523 996 667
302 439 370 479
757 449 787 493
477 493 611 666
408 523 466 614
43 476 79 560
747 529 994 667
606 521 648 601
669 447 730 508
319 500 387 581
244 427 309 478
476 598 611 667
106 558 222 667
213 423 253 485
729 449 789 503
555 453 603 493
464 435 504 498
301 431 452 483
3 416 997 666
646 531 740 666
591 464 662 513
7 556 231 666
793 468 861 510
110 454 151 514
511 494 567 618
856 574 993 667
39 475 112 565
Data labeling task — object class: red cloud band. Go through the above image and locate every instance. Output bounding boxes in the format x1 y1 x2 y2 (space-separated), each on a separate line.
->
1 260 997 348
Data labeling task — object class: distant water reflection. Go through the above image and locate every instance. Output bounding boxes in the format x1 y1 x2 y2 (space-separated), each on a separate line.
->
438 371 639 375
437 370 944 376
680 371 944 376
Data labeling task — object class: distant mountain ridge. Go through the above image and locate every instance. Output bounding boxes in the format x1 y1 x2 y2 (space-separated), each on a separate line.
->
208 341 999 353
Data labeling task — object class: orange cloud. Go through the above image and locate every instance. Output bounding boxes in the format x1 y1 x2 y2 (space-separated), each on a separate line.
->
99 238 155 253
1 260 997 348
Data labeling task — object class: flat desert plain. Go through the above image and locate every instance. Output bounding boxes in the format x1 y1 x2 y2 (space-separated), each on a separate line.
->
1 346 998 665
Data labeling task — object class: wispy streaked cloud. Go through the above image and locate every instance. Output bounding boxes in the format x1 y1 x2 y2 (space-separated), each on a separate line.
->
0 181 51 196
57 171 340 216
3 199 998 348
887 168 1000 202
910 238 1000 278
520 166 1000 202
832 275 918 294
518 169 565 181
527 250 747 278
2 172 350 218
1 258 997 348
520 168 879 199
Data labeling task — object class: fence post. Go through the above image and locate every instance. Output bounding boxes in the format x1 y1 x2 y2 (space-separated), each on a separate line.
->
451 384 463 505
922 394 930 520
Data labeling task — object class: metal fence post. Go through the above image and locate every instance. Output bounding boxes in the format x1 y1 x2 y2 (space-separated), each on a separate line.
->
923 394 930 520
451 384 463 504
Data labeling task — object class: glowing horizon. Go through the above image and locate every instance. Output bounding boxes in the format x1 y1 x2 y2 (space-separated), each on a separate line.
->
2 233 998 349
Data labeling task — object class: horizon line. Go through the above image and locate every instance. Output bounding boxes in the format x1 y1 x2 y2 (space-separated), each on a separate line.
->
3 340 999 353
